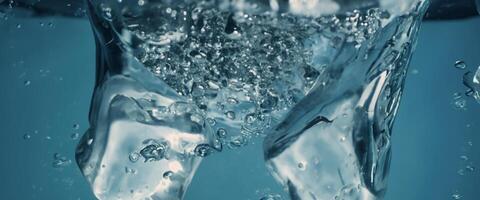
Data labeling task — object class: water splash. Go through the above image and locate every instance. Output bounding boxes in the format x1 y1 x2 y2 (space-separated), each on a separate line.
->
77 0 428 199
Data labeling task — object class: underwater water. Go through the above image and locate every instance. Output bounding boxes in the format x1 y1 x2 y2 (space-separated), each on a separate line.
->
0 2 479 200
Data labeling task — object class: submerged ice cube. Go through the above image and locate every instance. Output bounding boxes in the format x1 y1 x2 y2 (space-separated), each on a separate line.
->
75 55 215 199
263 1 428 199
75 80 214 199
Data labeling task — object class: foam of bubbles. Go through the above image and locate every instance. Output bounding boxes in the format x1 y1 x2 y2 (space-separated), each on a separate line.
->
117 1 392 148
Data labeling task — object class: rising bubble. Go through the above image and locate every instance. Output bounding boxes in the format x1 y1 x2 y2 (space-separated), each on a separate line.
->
454 60 467 70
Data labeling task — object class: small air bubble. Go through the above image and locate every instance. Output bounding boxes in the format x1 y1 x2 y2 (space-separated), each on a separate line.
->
451 193 462 200
216 128 227 138
70 133 79 140
225 111 236 120
453 93 467 110
226 97 238 104
163 171 174 179
298 162 307 171
194 144 212 157
206 118 216 126
73 124 80 130
23 134 31 140
101 6 113 21
129 152 140 163
52 153 71 168
454 60 467 70
125 167 137 174
466 165 475 172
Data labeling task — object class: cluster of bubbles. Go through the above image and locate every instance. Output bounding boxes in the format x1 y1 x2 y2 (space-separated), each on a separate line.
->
101 0 389 150
52 153 72 168
453 92 467 110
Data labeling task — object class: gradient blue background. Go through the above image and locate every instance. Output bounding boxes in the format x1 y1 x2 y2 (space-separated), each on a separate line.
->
0 15 478 199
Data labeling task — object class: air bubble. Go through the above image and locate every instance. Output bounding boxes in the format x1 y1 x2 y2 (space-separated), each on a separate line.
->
163 171 174 179
52 153 72 168
194 144 212 157
73 124 80 130
125 167 137 174
452 93 467 110
229 136 247 148
227 97 239 104
465 165 475 172
298 162 307 171
260 194 282 200
101 6 113 21
71 133 80 140
206 118 216 126
129 152 140 163
140 141 168 162
454 60 467 70
451 193 462 200
225 111 236 120
216 128 227 138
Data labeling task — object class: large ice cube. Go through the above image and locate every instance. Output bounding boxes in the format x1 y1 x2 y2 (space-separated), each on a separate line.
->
75 47 215 199
263 1 428 199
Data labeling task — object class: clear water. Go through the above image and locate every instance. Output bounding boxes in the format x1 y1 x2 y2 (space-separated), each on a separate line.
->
2 1 480 200
73 0 429 199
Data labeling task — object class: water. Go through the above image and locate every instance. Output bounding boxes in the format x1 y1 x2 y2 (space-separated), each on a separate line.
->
72 0 430 199
2 1 480 200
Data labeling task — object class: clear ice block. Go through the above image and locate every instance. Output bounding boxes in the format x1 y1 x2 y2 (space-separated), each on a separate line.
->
263 1 428 200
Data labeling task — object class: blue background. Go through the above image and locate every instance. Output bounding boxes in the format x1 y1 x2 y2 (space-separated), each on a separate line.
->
0 15 479 199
